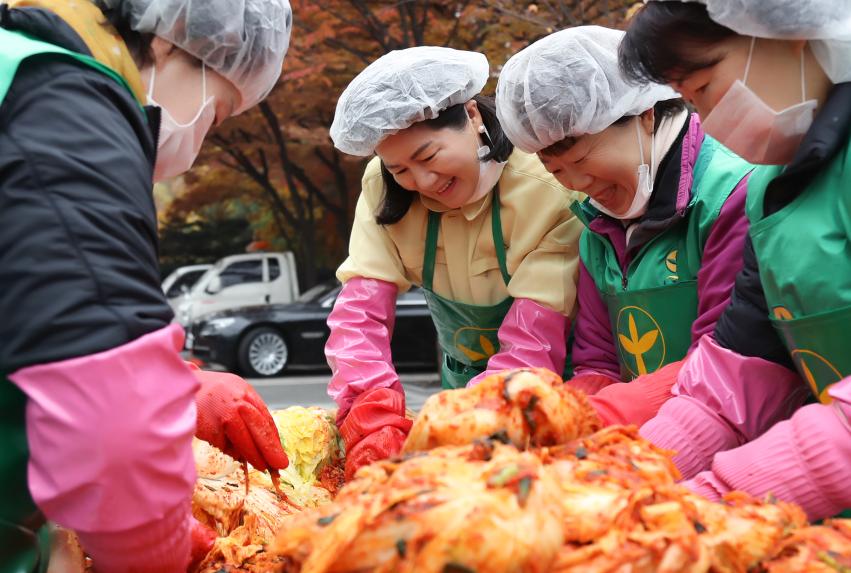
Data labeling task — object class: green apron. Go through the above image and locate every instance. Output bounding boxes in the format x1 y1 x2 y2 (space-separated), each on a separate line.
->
0 26 140 572
422 190 514 389
604 283 698 380
745 132 851 519
573 135 753 381
745 139 851 404
0 375 48 573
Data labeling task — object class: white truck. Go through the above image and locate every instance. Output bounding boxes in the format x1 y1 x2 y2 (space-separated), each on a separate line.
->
162 264 213 312
175 252 299 329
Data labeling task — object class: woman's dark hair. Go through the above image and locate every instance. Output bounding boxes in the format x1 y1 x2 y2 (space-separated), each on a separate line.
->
375 94 514 226
94 1 155 68
618 2 737 86
540 97 688 157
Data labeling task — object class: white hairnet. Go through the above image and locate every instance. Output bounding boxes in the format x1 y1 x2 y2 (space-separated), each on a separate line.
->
650 0 851 82
102 0 293 113
496 26 678 154
330 46 489 156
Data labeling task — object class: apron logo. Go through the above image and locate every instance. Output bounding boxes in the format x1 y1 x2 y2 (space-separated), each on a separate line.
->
454 327 498 362
616 306 666 377
790 349 842 404
665 250 679 281
773 306 794 321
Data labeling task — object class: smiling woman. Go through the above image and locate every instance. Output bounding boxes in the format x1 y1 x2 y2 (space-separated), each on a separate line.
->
376 95 513 223
495 25 754 428
325 45 585 480
536 100 684 218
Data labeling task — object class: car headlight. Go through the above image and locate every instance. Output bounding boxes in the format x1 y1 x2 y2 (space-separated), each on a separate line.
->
200 317 237 336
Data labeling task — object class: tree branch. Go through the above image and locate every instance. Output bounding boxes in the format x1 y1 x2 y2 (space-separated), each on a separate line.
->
259 102 347 219
442 0 473 47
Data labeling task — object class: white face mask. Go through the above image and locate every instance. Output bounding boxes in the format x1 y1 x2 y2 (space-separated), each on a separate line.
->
590 118 654 220
457 124 507 207
464 159 506 206
702 37 817 165
147 63 217 182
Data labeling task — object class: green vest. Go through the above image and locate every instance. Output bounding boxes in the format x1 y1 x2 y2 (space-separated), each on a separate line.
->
745 137 851 404
573 136 752 381
0 26 139 572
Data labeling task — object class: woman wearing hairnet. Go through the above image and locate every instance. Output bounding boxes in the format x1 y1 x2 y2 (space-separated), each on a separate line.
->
496 26 753 427
326 46 584 479
618 0 851 520
0 0 292 570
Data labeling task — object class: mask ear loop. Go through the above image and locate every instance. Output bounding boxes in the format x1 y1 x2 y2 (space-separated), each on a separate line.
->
170 63 213 128
800 45 807 102
635 115 656 181
635 115 656 188
742 36 756 86
477 123 492 160
202 63 208 104
146 64 156 102
145 62 209 109
650 122 656 185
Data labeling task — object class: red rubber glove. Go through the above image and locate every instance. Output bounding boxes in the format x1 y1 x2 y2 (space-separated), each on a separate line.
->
589 360 683 426
340 387 412 480
188 518 217 572
191 367 289 472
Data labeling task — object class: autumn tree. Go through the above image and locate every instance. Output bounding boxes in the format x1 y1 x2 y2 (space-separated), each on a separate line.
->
159 213 252 280
166 1 641 289
180 1 499 289
483 0 639 34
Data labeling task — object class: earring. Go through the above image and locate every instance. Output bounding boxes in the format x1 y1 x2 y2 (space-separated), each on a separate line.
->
478 124 486 134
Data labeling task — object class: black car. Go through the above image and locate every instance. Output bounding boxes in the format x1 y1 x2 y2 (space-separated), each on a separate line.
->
188 281 438 378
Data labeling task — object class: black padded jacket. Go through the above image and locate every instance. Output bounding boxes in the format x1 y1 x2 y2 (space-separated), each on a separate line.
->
0 5 171 373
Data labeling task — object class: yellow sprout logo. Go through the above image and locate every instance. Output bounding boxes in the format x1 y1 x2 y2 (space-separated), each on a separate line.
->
791 349 842 404
453 326 499 363
773 306 794 321
773 307 841 403
666 249 679 281
616 306 666 377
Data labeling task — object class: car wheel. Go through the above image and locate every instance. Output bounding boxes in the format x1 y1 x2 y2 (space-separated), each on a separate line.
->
238 327 288 378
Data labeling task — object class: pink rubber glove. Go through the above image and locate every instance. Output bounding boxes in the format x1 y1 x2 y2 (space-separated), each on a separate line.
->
326 277 405 420
9 324 198 572
339 387 412 480
683 377 851 521
566 372 619 395
589 360 682 426
640 335 808 479
468 298 569 387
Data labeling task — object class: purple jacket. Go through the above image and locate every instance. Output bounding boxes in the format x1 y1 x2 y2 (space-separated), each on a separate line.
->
571 114 750 383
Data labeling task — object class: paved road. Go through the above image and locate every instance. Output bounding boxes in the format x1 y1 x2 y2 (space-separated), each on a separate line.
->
245 372 442 411
187 351 442 410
